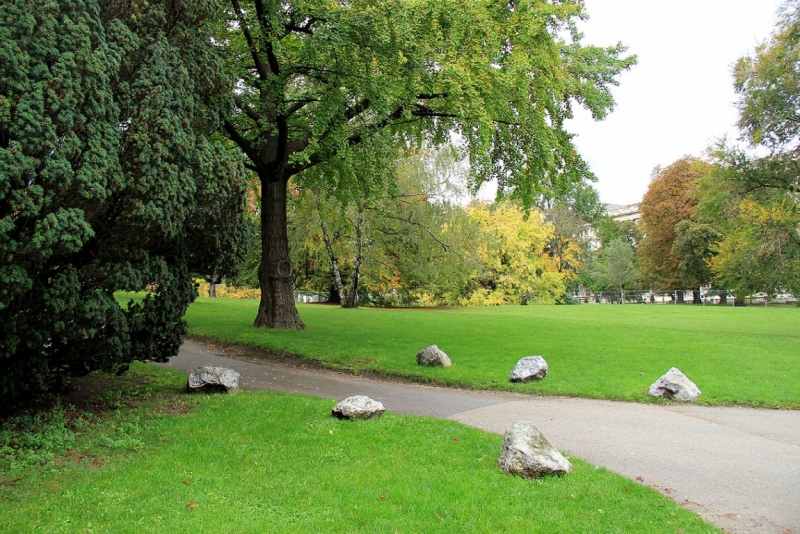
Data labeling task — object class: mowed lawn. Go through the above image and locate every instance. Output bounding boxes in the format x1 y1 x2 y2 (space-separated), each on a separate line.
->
185 299 800 408
0 365 721 534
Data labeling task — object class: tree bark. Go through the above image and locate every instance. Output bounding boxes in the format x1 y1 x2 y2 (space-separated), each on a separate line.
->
314 190 345 304
343 208 365 309
692 289 702 304
254 177 306 329
676 290 685 304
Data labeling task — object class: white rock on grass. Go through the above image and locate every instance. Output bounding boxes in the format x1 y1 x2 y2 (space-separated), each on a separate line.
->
648 367 701 401
509 356 548 382
331 395 385 420
187 365 240 395
498 421 573 479
416 345 452 367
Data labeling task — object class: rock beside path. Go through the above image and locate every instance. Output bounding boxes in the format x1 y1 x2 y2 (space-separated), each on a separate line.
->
332 395 385 420
509 356 548 382
498 421 573 479
416 345 452 367
648 367 701 401
187 365 240 395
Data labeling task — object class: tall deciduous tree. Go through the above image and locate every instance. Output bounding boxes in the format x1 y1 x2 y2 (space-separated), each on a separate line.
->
217 0 635 328
735 0 800 157
0 0 251 407
591 237 639 302
466 201 566 305
637 157 703 290
697 0 800 301
286 145 478 307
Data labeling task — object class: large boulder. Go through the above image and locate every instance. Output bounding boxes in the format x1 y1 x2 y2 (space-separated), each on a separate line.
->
331 395 385 420
187 365 240 395
498 421 573 479
416 345 452 367
509 356 548 382
648 367 701 401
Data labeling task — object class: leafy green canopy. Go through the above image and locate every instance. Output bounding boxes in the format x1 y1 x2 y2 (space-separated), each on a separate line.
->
218 0 635 328
735 0 800 155
0 0 251 407
692 0 800 299
221 0 634 199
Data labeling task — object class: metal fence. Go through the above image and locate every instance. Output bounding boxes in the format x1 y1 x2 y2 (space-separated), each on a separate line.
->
575 289 732 305
573 289 797 306
294 288 796 306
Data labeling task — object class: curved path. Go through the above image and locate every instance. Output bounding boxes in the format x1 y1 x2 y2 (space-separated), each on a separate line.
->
160 340 800 534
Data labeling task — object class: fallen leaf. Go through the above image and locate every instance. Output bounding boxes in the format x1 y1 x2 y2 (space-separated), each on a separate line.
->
187 503 199 509
379 493 386 500
597 509 604 514
639 372 644 376
329 430 334 435
679 529 685 534
636 476 644 482
452 438 459 443
182 479 190 485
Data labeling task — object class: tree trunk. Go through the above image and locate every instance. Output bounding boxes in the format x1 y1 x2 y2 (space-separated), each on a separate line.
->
314 189 345 303
343 208 365 309
719 292 727 304
676 290 685 304
208 280 216 298
254 178 306 329
692 289 702 304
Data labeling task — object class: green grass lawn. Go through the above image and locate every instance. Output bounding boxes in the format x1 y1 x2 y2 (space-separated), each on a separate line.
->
185 299 800 408
0 364 720 533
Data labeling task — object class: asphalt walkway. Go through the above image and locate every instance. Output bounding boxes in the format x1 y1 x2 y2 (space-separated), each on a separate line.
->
158 339 800 534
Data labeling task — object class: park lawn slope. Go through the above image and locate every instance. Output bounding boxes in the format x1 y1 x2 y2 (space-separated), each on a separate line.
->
0 364 720 534
185 299 800 408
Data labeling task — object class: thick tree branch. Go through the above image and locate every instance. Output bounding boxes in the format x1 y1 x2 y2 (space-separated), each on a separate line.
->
223 119 265 174
234 95 262 125
231 0 270 81
254 0 281 77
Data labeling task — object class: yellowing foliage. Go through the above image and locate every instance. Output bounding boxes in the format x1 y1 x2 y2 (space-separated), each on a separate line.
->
195 282 261 300
465 202 567 305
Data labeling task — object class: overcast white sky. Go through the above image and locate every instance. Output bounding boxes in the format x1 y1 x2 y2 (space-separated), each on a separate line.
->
564 0 784 205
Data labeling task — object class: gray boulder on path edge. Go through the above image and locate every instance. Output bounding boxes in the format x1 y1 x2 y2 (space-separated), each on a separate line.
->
498 421 573 479
509 356 548 382
187 365 240 395
416 345 452 367
332 395 385 420
648 367 701 401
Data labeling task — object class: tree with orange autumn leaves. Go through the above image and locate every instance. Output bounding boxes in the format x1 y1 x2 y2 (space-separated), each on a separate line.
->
637 157 705 291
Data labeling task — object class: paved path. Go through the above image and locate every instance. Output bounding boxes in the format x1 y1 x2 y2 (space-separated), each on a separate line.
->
160 340 800 534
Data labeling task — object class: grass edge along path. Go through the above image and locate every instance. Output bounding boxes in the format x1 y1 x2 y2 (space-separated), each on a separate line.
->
182 298 800 409
0 364 722 533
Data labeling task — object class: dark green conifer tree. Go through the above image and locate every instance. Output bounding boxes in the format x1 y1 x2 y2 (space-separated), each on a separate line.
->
0 0 251 408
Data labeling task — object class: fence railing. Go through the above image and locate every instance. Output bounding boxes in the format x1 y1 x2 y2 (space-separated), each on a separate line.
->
574 289 735 305
574 289 797 306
